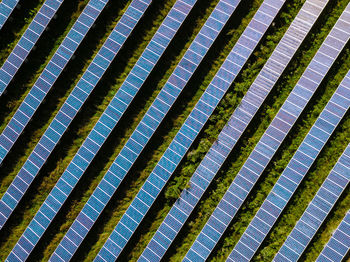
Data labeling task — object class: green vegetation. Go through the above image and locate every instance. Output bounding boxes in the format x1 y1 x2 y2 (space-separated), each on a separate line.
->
0 0 349 260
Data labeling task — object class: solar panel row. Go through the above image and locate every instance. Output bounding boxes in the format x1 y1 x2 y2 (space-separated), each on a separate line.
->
228 9 350 261
3 2 154 262
0 0 109 165
49 0 203 260
138 0 286 260
317 210 350 262
276 136 350 261
181 0 329 261
0 0 19 30
0 0 64 96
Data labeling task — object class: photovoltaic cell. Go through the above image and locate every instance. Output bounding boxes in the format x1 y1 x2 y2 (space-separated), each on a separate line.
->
3 1 153 261
182 0 331 261
275 141 350 262
0 0 64 96
138 0 286 260
0 0 19 30
316 210 350 262
0 0 109 165
228 7 350 260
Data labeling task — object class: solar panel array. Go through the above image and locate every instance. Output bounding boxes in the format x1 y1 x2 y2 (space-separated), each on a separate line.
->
138 0 286 260
48 0 241 260
5 0 199 260
0 0 64 96
1 0 349 260
0 0 109 165
228 12 350 261
179 0 329 260
0 0 19 30
0 0 151 231
4 6 157 262
317 210 350 262
275 139 350 261
49 0 208 260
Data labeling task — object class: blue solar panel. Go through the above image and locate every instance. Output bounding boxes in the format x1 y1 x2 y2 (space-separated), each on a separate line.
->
177 0 330 260
0 0 20 30
0 0 109 165
47 1 242 261
316 210 350 262
226 9 350 260
137 0 286 260
275 141 350 262
0 0 64 96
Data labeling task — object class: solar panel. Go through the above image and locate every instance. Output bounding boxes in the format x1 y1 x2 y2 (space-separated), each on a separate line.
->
227 12 350 262
137 0 287 260
0 0 109 165
275 140 350 261
0 0 64 96
316 210 350 262
46 1 242 261
175 0 331 260
0 0 20 30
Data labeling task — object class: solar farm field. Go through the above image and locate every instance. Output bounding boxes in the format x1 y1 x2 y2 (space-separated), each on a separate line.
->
0 0 349 261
